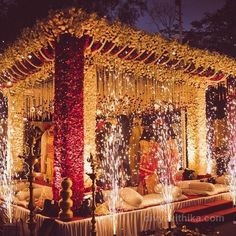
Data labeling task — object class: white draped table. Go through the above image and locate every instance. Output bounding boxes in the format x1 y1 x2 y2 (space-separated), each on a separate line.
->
12 192 231 236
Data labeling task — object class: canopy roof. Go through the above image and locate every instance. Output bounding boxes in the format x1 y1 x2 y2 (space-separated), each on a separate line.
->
0 8 235 88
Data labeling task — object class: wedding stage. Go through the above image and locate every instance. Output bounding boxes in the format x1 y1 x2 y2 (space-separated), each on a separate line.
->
0 7 236 236
12 192 231 236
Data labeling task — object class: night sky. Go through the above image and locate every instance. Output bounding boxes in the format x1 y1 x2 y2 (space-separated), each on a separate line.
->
137 0 226 33
0 0 228 50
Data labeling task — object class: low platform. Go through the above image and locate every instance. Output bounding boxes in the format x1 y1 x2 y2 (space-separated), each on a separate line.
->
11 192 232 236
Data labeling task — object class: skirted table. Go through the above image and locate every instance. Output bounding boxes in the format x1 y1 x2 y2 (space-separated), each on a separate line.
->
12 192 231 236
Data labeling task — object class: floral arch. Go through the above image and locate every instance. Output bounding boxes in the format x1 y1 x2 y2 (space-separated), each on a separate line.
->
0 8 236 207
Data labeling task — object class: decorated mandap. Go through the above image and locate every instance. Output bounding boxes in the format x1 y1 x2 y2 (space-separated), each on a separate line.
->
0 8 236 236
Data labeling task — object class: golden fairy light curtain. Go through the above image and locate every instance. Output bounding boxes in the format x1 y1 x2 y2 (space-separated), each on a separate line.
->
4 61 209 176
3 76 54 173
95 66 188 168
23 78 54 122
95 65 209 174
96 66 190 116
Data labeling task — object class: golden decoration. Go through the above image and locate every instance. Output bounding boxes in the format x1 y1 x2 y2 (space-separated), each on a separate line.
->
0 8 235 85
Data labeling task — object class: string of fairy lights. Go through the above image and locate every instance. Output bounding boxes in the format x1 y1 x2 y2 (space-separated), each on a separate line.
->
0 58 235 232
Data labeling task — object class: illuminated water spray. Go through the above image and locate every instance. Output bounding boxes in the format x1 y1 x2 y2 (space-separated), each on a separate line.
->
157 130 173 220
3 141 14 223
97 67 133 235
157 118 178 228
206 118 214 174
206 94 215 174
0 94 14 223
102 122 122 235
227 98 236 207
227 158 236 206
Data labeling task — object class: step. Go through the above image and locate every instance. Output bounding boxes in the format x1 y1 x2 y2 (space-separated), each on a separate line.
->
186 207 236 224
206 200 233 208
175 200 233 215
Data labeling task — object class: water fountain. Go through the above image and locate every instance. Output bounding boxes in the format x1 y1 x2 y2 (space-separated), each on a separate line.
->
156 116 179 231
102 125 122 236
227 98 236 206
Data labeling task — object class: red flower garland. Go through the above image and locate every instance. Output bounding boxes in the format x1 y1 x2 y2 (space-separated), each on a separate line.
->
54 34 85 210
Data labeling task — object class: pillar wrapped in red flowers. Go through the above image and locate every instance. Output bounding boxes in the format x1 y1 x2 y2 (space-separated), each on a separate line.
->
53 34 85 209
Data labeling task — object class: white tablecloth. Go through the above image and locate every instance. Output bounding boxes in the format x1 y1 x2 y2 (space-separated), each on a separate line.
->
12 192 231 236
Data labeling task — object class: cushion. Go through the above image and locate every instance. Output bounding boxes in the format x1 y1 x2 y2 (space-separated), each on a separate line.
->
141 193 163 208
189 182 216 192
214 184 229 193
182 188 217 196
13 181 28 193
176 181 191 189
215 175 228 184
15 187 43 201
13 197 28 208
175 194 188 201
119 187 143 207
33 184 53 200
160 185 183 200
95 203 110 215
115 199 138 211
172 186 183 199
15 189 29 201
